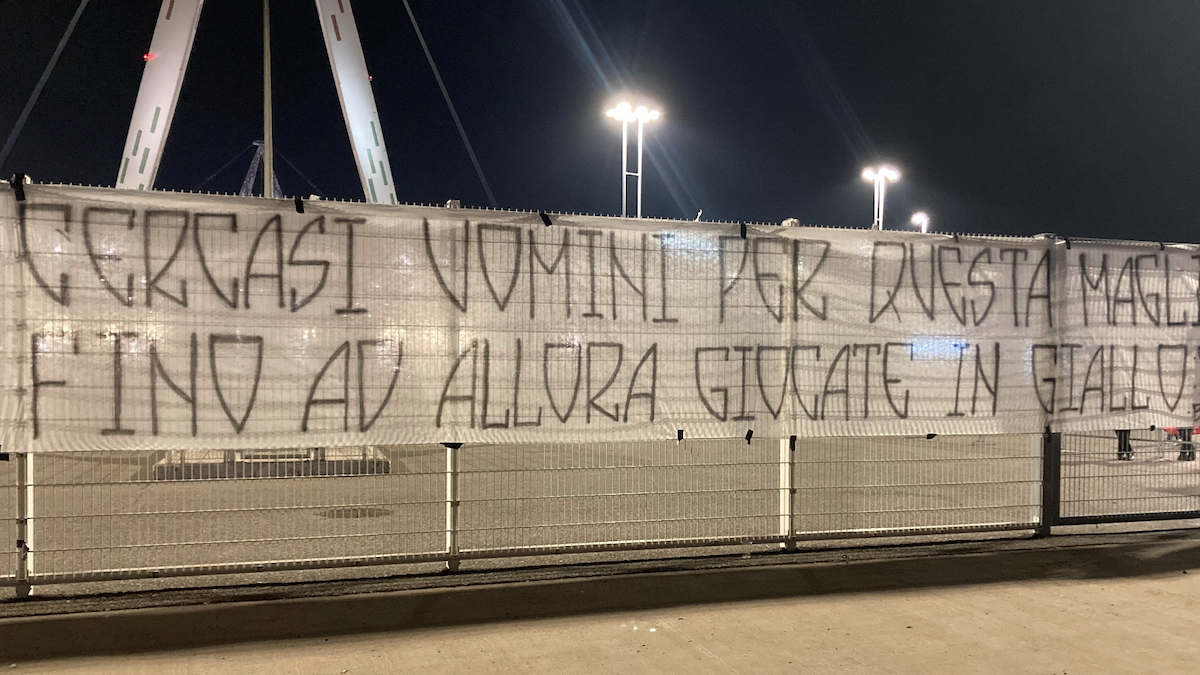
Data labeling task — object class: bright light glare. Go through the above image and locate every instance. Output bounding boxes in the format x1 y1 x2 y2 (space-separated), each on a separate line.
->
862 164 900 182
911 212 929 226
606 101 660 123
606 102 633 120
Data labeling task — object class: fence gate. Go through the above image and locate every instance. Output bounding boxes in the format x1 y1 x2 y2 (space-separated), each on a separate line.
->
1056 429 1200 524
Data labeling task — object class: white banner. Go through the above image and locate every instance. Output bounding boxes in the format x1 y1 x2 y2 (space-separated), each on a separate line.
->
0 184 1197 451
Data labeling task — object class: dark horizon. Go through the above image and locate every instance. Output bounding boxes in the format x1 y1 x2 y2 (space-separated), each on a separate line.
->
4 1 1200 241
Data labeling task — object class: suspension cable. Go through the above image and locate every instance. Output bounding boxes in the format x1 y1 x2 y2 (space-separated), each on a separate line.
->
0 0 91 173
400 0 498 207
276 150 328 197
192 142 257 191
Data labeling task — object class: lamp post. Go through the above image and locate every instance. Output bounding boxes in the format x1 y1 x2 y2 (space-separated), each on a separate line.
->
911 211 930 234
262 0 274 198
861 165 900 230
606 101 660 218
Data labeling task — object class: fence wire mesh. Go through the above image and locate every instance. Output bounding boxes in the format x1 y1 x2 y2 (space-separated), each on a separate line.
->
457 439 782 552
1060 430 1200 519
26 446 444 580
0 456 15 583
6 431 1187 594
793 434 1041 535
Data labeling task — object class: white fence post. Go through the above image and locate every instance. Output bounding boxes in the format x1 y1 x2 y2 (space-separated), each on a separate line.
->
444 443 461 572
779 436 796 550
15 452 31 597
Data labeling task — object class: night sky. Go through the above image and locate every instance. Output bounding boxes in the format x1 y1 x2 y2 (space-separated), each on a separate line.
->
4 1 1200 241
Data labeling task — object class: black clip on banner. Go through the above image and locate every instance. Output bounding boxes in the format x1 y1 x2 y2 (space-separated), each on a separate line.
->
789 435 797 452
739 222 747 239
539 211 553 227
677 429 684 442
10 174 26 202
744 429 754 444
926 433 938 440
441 443 463 450
294 196 304 214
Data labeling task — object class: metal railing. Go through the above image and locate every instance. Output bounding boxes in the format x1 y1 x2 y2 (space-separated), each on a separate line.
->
0 430 1195 597
1058 429 1200 524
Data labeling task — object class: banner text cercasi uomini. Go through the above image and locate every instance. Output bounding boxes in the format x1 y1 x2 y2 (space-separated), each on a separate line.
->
1 184 1197 451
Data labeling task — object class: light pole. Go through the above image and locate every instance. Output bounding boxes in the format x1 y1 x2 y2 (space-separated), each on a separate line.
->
911 211 930 234
861 165 900 229
606 101 660 218
263 0 274 197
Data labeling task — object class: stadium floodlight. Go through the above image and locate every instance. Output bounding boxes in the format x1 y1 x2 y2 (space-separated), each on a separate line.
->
911 211 930 234
606 101 661 218
861 164 900 229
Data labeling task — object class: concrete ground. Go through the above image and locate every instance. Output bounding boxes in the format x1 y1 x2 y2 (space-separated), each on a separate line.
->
3 527 1200 673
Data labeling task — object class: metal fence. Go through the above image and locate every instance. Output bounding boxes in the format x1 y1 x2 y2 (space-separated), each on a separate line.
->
0 430 1195 597
1058 429 1200 524
0 455 15 589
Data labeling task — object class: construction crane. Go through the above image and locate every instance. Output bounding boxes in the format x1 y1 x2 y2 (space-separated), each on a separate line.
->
114 0 398 205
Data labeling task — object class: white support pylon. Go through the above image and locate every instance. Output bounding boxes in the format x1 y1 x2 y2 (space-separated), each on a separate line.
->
115 0 204 191
115 0 397 205
314 0 397 205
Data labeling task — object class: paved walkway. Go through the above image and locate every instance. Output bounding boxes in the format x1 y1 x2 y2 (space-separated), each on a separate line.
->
3 530 1200 673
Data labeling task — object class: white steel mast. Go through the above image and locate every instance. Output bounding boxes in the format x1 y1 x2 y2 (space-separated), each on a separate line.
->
262 0 275 198
115 0 204 191
313 0 397 204
116 0 397 205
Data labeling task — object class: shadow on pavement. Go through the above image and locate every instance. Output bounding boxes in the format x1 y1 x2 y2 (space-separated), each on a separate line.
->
3 529 1200 662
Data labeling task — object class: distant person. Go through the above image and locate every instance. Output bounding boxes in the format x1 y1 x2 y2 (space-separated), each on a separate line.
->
1179 427 1195 461
1162 428 1195 461
1116 430 1133 461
